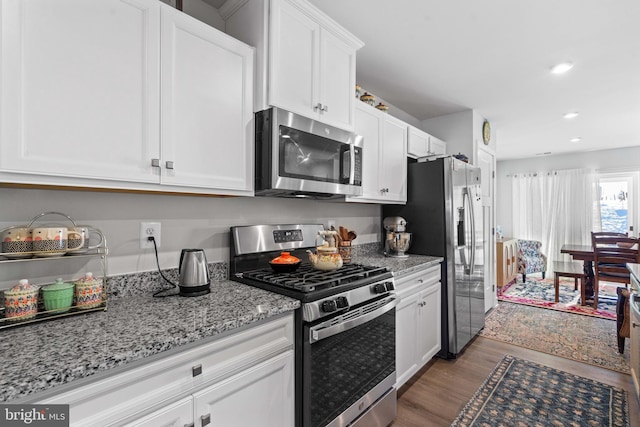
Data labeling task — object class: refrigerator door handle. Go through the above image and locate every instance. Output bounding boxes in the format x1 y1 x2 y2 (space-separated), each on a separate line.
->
464 189 476 275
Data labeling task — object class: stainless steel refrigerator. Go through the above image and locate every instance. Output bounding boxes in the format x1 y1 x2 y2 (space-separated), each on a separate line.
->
383 156 485 358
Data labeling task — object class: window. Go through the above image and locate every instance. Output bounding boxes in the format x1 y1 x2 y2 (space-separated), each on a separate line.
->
598 172 639 236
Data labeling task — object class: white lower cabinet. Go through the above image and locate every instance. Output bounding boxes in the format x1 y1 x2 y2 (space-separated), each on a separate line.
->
395 264 442 388
122 396 193 427
125 351 293 427
36 314 294 427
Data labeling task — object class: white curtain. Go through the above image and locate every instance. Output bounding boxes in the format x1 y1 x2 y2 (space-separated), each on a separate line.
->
511 168 600 272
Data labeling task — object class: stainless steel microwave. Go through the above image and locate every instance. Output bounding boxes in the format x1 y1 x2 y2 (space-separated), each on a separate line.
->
255 107 363 198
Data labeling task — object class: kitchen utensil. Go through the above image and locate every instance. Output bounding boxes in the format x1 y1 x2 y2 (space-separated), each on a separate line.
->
338 240 352 264
383 216 411 257
178 249 210 297
347 230 357 241
74 272 103 309
4 279 39 320
308 231 343 270
42 278 74 313
32 226 84 257
1 226 33 259
67 225 104 255
269 252 301 273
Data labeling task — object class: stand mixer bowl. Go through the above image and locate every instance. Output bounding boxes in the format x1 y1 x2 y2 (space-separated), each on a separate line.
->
386 232 412 256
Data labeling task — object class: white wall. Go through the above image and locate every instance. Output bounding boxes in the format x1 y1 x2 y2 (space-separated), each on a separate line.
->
496 145 640 237
0 188 380 276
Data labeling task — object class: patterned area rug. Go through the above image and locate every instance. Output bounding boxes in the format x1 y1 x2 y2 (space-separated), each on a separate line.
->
451 354 629 426
480 302 630 374
499 275 618 320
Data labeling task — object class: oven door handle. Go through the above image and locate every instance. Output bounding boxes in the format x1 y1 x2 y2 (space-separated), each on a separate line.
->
309 296 397 344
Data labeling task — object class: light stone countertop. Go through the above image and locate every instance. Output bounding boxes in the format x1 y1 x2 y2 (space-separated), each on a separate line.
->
0 252 442 403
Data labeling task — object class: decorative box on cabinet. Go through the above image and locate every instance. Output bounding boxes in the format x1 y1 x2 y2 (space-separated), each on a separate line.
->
407 125 447 158
222 0 364 131
496 238 518 288
395 264 442 388
346 102 408 204
35 314 295 427
0 0 254 196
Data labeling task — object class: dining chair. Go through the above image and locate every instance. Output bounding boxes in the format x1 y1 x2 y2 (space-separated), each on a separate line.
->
590 232 639 308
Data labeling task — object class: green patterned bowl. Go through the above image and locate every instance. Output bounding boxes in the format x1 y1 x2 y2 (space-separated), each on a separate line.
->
42 279 74 313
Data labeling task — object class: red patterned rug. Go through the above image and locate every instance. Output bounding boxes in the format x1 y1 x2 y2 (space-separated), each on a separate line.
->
498 275 618 320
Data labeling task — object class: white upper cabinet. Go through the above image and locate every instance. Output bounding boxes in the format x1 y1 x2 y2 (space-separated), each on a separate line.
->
160 6 253 193
0 0 254 196
407 125 447 158
223 0 363 131
0 0 161 184
347 103 407 204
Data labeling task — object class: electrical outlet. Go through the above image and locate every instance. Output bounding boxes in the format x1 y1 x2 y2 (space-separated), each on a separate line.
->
327 220 336 230
140 222 161 249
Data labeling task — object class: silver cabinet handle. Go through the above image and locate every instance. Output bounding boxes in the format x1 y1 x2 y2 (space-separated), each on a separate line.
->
192 364 202 377
633 322 639 328
184 424 194 427
314 103 323 111
322 105 328 112
151 158 160 168
166 161 174 170
201 414 211 426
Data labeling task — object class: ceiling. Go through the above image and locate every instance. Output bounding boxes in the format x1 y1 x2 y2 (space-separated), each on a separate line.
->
292 1 640 160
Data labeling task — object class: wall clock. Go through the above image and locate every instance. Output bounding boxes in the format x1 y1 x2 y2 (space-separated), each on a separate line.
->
482 120 491 145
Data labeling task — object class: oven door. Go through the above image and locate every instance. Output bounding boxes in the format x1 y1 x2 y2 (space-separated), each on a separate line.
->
302 295 397 427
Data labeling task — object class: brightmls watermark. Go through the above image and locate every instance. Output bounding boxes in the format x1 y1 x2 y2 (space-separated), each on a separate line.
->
0 405 69 426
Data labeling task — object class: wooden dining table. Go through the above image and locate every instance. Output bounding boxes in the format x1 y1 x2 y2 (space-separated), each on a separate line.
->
560 244 596 300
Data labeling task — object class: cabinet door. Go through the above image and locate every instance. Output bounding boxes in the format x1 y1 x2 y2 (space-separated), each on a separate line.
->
122 396 193 427
351 104 381 200
193 351 294 427
407 126 430 158
380 114 408 203
395 291 420 388
268 0 319 119
0 0 160 183
160 6 253 194
318 28 355 130
418 283 442 365
429 135 447 155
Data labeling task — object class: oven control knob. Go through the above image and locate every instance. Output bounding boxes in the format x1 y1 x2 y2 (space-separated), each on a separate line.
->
321 300 338 313
335 296 348 309
373 283 388 294
385 281 395 292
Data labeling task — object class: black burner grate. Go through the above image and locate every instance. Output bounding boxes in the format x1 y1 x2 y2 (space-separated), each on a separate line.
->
238 264 389 292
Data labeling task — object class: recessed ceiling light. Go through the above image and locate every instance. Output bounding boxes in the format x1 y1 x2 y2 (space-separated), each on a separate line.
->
570 137 582 143
563 112 579 119
550 62 574 74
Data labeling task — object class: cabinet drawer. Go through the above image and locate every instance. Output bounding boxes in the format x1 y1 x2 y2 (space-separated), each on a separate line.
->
39 314 294 427
395 264 440 295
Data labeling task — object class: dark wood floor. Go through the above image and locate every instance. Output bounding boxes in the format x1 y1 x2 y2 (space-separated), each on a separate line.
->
391 336 639 426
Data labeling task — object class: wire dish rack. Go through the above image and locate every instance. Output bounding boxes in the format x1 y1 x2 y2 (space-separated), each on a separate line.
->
0 212 108 330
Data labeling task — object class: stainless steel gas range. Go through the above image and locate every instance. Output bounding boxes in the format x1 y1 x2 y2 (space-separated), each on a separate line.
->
230 224 397 427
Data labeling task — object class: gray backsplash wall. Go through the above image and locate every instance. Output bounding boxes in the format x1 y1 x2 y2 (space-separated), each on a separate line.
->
0 187 382 279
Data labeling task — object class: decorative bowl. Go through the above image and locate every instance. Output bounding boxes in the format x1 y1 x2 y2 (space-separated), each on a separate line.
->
42 278 75 313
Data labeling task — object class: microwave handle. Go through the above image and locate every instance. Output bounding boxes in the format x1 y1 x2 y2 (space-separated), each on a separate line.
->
349 145 356 185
